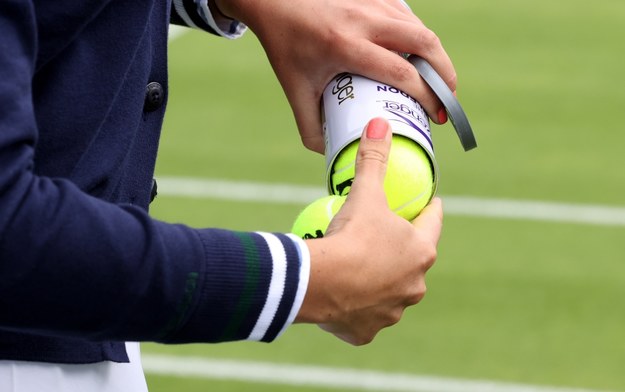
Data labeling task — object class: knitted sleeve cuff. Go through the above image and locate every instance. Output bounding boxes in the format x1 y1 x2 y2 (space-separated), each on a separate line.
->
171 0 246 39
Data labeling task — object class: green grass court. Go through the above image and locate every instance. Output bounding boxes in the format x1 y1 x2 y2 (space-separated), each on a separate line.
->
144 0 625 390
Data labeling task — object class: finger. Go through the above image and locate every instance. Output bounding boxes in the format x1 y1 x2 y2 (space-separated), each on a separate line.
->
412 197 443 247
371 0 425 25
348 117 393 201
366 4 457 93
370 19 456 89
297 109 325 154
285 79 326 154
344 40 452 126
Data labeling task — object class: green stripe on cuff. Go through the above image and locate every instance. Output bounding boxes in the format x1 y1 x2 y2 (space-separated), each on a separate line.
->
219 232 261 341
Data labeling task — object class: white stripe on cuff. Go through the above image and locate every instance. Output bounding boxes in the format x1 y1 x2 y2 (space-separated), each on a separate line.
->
279 234 310 335
172 0 199 29
196 0 246 39
247 233 287 341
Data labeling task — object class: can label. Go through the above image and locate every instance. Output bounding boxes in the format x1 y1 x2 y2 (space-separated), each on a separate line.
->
322 73 438 192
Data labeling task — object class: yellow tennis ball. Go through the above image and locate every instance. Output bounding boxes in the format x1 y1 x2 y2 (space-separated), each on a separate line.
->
330 135 434 221
291 195 346 240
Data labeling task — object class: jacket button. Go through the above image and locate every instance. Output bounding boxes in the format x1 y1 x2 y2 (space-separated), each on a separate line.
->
144 82 164 112
150 178 158 203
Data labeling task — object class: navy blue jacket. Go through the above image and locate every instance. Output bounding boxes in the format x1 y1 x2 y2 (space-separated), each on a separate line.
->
0 0 306 364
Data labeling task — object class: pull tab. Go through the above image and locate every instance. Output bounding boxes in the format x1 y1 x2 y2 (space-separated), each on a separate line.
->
408 55 477 151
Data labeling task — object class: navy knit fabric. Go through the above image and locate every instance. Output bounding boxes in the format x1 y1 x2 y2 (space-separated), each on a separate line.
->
0 0 303 364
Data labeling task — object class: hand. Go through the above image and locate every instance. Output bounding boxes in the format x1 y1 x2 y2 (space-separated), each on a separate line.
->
215 0 457 153
295 118 443 345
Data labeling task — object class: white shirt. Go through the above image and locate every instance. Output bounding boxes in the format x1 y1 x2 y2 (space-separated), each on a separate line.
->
0 343 147 392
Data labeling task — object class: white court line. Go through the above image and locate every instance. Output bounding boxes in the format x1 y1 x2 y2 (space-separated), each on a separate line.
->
169 25 190 41
161 28 617 392
163 32 625 228
141 354 614 392
155 176 625 227
163 27 625 228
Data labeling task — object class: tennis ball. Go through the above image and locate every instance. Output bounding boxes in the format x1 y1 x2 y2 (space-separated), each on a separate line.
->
330 135 434 221
291 195 346 240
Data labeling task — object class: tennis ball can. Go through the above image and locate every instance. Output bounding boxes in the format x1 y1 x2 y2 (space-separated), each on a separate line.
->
322 73 439 220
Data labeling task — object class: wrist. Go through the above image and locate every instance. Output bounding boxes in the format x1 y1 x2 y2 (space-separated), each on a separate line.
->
213 0 248 21
213 0 260 28
294 237 346 324
209 0 232 19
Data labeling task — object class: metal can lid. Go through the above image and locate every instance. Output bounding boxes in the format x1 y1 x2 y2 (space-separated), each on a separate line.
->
408 56 477 151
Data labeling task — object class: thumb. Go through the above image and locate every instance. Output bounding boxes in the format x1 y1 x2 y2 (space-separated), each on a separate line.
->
412 197 444 247
347 117 392 202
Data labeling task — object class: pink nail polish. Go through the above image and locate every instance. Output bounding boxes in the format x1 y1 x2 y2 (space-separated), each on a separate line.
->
366 118 388 139
437 108 448 124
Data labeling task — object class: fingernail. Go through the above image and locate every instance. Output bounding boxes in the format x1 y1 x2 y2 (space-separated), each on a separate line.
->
437 108 448 124
452 90 457 97
366 117 388 139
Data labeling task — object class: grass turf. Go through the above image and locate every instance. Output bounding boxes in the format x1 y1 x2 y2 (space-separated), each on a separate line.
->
146 0 625 390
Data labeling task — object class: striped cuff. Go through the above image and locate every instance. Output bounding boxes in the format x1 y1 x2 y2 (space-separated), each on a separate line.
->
246 233 310 342
179 229 310 344
172 0 246 38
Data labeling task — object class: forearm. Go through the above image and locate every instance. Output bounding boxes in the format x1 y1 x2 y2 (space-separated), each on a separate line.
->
0 2 306 344
0 171 308 344
212 0 248 22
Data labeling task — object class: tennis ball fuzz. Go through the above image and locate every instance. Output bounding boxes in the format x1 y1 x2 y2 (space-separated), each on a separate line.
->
291 195 346 240
330 135 434 221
